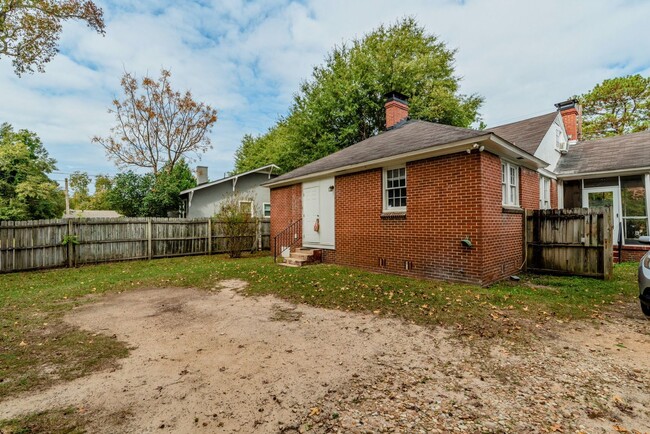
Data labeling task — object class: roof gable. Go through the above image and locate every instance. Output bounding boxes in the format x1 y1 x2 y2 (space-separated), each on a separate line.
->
180 164 279 195
486 112 558 155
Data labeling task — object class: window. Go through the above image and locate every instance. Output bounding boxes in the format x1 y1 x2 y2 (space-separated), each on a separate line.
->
555 129 567 152
539 176 551 209
263 202 271 218
238 201 253 216
621 175 648 244
383 166 407 211
501 161 519 206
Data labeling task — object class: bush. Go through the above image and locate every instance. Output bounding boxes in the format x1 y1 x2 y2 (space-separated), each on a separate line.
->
214 193 258 258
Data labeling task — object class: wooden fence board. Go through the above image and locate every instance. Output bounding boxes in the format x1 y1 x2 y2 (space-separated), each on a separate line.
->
0 217 270 273
525 208 613 280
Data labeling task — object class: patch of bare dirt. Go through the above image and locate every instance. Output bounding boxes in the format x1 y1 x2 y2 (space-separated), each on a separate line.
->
1 280 649 434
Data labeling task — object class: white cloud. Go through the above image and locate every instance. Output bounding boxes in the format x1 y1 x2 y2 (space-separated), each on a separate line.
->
1 0 649 181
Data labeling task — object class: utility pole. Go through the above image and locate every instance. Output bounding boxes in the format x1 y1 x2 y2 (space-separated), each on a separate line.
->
64 178 70 216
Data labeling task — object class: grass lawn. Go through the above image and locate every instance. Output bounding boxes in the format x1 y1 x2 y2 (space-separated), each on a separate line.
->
0 253 640 403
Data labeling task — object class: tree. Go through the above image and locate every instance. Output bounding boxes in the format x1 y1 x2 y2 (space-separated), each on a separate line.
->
141 159 196 217
69 170 90 209
234 18 483 173
0 0 105 75
93 69 218 176
106 160 196 217
579 74 650 139
0 123 64 220
89 174 112 210
106 171 152 217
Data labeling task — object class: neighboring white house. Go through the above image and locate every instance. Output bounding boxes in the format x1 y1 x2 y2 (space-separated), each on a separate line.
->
179 164 279 218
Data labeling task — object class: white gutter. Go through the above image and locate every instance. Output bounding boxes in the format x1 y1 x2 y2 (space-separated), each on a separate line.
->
557 166 650 180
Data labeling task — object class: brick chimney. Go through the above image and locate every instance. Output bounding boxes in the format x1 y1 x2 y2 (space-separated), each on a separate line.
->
555 99 582 144
385 92 409 129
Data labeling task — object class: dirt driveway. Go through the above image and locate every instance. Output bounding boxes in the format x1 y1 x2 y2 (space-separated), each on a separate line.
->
1 280 649 433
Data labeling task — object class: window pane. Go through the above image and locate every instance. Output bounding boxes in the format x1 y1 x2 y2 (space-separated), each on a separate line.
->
510 186 517 204
621 175 646 217
624 218 648 243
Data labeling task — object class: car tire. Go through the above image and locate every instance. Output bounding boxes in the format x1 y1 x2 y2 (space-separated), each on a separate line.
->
642 289 650 318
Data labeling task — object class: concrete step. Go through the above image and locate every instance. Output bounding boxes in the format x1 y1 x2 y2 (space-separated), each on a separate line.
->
277 262 301 268
284 257 309 266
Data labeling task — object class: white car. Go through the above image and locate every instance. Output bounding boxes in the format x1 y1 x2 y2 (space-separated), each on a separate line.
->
640 251 650 317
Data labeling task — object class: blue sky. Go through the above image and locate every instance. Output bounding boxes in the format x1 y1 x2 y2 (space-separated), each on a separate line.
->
2 0 650 186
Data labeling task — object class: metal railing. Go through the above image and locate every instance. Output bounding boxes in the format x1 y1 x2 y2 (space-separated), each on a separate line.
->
273 218 302 263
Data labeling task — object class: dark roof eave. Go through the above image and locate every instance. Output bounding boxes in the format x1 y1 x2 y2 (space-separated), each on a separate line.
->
263 133 547 189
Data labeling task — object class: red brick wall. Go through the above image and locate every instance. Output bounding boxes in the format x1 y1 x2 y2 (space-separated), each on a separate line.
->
479 153 526 284
270 151 543 285
621 246 650 262
270 184 302 255
520 167 540 209
333 153 485 283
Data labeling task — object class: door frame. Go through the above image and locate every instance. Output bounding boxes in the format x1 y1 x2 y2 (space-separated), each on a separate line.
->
302 178 335 249
582 186 621 243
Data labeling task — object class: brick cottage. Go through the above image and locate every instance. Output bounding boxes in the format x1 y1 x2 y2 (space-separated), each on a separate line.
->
264 93 650 285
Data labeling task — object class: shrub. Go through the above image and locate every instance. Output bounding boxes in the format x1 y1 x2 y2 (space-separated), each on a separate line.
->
214 193 258 258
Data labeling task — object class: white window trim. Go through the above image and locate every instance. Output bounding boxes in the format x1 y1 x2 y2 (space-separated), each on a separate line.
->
238 200 254 217
501 160 520 207
262 202 271 218
383 165 407 212
539 176 551 209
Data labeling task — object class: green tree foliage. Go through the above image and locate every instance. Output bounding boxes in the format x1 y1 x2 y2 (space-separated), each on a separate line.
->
579 74 650 139
106 171 151 217
69 170 91 209
234 18 483 173
0 123 64 220
90 174 112 210
106 159 196 217
0 0 105 75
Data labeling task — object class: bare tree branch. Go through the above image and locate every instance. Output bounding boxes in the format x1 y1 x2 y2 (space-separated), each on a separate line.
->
93 69 218 175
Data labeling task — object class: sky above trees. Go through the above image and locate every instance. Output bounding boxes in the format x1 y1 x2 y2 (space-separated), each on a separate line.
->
2 0 650 186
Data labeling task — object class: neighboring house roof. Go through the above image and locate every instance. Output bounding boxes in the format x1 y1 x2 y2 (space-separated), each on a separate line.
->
63 210 122 218
180 164 280 195
486 112 558 155
264 120 546 188
555 130 650 177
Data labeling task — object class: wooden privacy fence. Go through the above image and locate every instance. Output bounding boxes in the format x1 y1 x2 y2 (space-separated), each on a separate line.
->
0 217 270 273
525 208 613 280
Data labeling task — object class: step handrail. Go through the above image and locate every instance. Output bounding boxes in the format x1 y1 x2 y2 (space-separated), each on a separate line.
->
273 218 302 262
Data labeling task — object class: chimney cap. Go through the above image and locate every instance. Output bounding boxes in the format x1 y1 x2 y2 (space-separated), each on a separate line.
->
384 91 409 105
555 98 578 111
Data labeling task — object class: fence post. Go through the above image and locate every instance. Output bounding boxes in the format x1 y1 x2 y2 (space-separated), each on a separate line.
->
523 209 529 272
147 218 152 260
207 218 212 255
67 219 74 268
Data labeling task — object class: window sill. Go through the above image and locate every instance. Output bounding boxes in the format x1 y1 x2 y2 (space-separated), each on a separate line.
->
502 206 524 214
381 212 407 220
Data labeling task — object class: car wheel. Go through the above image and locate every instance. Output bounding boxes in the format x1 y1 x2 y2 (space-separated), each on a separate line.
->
642 289 650 317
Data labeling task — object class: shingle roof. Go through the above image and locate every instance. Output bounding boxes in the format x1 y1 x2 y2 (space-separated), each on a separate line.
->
486 112 558 155
555 130 650 175
266 120 487 185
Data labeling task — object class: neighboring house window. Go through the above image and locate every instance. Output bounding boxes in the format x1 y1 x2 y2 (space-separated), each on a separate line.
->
539 176 551 209
621 175 648 244
501 161 519 206
239 201 253 216
383 166 407 211
555 129 567 152
263 202 271 218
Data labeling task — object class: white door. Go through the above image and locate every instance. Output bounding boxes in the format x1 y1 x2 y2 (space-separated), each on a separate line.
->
302 178 335 248
583 187 621 243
